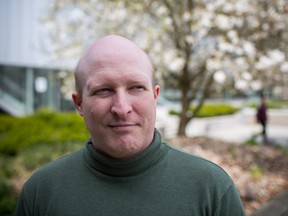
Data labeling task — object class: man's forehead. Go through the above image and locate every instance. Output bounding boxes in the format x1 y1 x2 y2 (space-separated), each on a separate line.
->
86 72 150 88
76 35 155 90
82 43 152 74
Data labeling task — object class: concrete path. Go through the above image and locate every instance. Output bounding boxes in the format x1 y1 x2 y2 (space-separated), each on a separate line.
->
157 108 288 147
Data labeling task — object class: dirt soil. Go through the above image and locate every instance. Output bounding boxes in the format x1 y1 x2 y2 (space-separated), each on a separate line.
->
168 136 288 216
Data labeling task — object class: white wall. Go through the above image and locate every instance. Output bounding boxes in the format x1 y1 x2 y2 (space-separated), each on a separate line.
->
0 0 50 65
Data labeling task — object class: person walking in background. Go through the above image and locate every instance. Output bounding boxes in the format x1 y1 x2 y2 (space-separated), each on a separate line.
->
256 95 268 144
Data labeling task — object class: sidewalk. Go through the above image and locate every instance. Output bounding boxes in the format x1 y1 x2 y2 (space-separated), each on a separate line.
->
187 120 288 146
157 108 288 147
186 108 288 146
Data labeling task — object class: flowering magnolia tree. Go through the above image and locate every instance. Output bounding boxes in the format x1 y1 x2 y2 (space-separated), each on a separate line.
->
44 0 288 136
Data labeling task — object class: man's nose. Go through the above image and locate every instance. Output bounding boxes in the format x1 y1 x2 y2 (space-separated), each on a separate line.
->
111 92 132 118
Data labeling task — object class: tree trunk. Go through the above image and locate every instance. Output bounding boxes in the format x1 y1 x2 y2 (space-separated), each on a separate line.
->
178 113 186 136
177 72 214 137
177 87 190 136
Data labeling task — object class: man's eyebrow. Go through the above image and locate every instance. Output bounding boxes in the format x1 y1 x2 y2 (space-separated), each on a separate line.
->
86 80 103 92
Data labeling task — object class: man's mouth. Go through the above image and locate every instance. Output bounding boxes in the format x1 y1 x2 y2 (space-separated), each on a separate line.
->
108 123 138 130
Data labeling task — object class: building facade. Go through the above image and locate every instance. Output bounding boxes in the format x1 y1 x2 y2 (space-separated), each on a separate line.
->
0 63 66 116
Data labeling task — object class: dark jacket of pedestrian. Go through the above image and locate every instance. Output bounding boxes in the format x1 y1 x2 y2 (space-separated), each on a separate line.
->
257 103 267 124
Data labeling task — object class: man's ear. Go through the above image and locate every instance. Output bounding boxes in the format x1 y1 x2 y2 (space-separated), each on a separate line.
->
72 92 84 116
154 85 160 99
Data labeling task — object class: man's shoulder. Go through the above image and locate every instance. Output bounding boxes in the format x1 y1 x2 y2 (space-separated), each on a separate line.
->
166 144 219 165
165 144 232 182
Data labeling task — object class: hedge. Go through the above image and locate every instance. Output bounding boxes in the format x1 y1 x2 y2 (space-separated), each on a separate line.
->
169 103 239 117
0 110 89 155
193 103 239 117
249 100 288 109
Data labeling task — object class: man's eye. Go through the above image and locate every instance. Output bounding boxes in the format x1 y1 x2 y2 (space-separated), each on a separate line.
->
94 88 112 96
130 85 145 91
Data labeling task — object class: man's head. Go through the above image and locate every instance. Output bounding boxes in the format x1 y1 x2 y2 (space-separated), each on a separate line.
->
72 35 160 159
74 36 156 96
260 95 268 105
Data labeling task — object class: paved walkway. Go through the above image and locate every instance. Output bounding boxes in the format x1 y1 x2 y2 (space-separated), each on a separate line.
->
186 117 288 146
157 108 288 147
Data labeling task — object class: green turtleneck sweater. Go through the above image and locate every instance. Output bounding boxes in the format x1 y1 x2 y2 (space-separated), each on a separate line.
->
16 130 245 216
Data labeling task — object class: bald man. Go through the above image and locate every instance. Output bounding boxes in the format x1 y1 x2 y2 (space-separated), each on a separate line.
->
16 35 245 216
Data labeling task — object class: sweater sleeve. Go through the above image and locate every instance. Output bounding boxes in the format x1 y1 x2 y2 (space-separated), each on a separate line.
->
215 184 246 216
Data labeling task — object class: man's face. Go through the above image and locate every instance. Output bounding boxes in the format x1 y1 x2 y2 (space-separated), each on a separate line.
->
73 50 160 159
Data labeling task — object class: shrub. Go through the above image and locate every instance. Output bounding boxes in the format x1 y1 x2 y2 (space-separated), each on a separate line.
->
0 110 89 155
169 103 239 117
249 100 288 109
192 103 239 117
0 178 17 216
18 142 83 171
249 165 263 180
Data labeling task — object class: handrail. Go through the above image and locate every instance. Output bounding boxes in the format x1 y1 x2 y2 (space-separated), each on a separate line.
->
0 71 34 115
0 74 27 102
0 89 26 116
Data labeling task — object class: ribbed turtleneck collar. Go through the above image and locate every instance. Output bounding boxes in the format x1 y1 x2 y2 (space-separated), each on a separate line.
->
84 130 168 177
